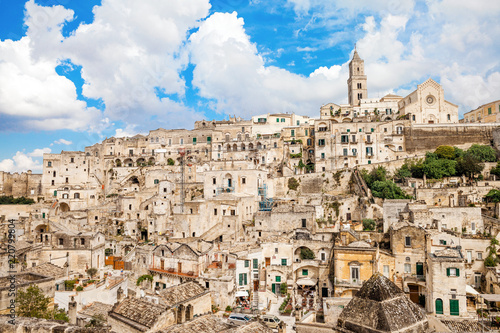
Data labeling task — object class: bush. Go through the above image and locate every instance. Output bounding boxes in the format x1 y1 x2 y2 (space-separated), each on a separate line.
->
280 283 288 295
0 196 35 205
76 286 84 291
86 267 98 278
370 180 411 199
167 158 175 166
64 280 77 291
225 306 232 312
300 248 315 260
362 219 376 231
466 144 497 162
136 274 153 286
288 177 299 191
434 145 456 159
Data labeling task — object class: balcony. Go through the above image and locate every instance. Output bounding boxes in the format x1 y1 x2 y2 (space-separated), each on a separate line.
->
149 266 198 278
403 273 426 285
216 186 235 196
334 278 364 288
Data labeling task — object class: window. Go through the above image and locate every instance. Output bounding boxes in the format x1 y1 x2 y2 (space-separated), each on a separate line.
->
405 236 411 247
65 177 69 183
466 251 472 263
412 115 415 121
321 253 326 261
383 265 389 278
318 139 325 146
366 147 373 156
341 135 349 143
404 263 411 273
488 107 492 114
351 267 359 280
193 137 197 144
447 114 451 121
478 252 483 260
207 136 211 143
302 269 308 276
276 118 279 122
154 179 159 184
305 129 308 136
352 148 357 156
74 193 80 199
343 148 348 156
70 157 74 163
447 267 460 277
281 118 285 122
245 260 249 268
214 209 217 215
307 139 312 146
239 273 247 286
439 239 447 245
281 259 287 266
253 259 258 269
302 219 307 228
291 130 295 137
321 153 325 159
58 238 64 245
213 178 216 185
48 161 52 167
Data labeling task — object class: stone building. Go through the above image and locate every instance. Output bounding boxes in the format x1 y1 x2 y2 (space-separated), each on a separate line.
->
462 99 500 123
108 296 175 333
426 247 466 317
158 281 212 324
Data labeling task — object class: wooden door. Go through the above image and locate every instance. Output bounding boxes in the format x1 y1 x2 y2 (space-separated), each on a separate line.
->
178 262 182 273
160 259 164 270
435 299 443 314
408 285 419 304
450 299 459 316
265 257 270 267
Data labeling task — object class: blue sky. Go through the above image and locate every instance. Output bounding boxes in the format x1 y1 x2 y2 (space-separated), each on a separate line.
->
1 0 500 172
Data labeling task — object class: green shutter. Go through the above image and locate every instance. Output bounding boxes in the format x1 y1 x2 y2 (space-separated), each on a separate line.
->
245 260 249 268
435 299 443 314
239 274 243 286
450 299 459 316
244 273 247 285
253 259 258 269
303 269 308 276
276 118 279 122
42 213 45 219
347 129 350 132
371 128 374 132
193 137 197 144
207 136 211 142
305 130 308 136
281 259 287 266
446 268 450 276
456 268 460 277
54 190 57 197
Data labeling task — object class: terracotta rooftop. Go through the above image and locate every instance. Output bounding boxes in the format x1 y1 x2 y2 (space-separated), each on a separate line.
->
25 262 66 279
159 281 207 307
109 296 166 330
79 302 113 320
440 319 490 332
337 273 429 332
158 314 232 333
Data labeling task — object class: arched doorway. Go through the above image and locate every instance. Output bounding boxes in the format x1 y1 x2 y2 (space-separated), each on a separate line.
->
185 304 193 321
435 298 443 314
59 202 70 213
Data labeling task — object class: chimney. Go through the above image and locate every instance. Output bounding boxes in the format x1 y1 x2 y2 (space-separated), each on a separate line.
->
117 286 124 303
68 296 77 325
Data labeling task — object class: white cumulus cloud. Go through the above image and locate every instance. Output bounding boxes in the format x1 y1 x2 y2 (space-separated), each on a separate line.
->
0 148 51 173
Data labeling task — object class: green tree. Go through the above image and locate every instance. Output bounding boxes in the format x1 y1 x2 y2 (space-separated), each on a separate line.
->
86 267 98 279
280 283 288 295
394 164 412 181
466 144 497 162
167 158 175 166
362 166 388 187
491 162 500 177
485 238 500 267
362 219 376 231
297 159 305 169
300 248 315 260
422 158 456 179
136 274 153 287
485 189 500 203
434 145 455 159
456 154 484 178
288 177 299 191
16 285 51 318
86 314 105 327
370 180 411 199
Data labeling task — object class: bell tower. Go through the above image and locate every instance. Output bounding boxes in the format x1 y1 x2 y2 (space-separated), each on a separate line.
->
347 47 367 106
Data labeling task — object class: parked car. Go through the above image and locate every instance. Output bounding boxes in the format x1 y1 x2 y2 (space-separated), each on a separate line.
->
261 315 281 329
227 313 253 326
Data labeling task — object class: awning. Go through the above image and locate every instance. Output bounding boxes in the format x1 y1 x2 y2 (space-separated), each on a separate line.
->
235 291 249 297
466 285 480 295
480 294 500 302
296 278 317 286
